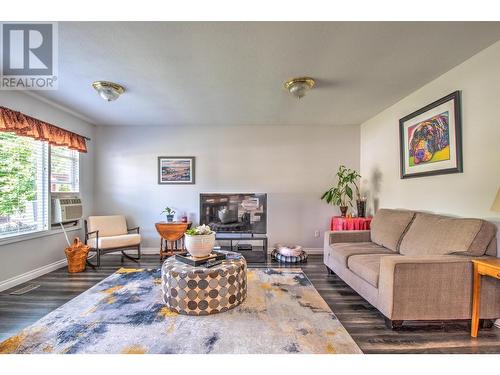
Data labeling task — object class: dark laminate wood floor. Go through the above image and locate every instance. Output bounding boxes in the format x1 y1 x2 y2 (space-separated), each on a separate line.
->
0 254 499 354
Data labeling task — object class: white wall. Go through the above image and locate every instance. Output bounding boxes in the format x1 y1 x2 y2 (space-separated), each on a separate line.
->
360 40 500 254
94 125 360 249
0 92 95 287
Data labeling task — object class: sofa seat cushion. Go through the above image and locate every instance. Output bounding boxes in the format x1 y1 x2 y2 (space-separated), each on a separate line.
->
347 253 399 288
399 213 483 256
330 242 394 267
370 209 415 251
88 234 141 250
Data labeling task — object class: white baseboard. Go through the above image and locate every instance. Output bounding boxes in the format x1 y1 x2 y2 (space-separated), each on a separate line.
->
140 247 161 255
303 248 323 254
0 258 67 293
140 247 324 255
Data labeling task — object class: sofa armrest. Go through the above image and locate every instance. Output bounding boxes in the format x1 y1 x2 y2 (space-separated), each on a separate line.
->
324 230 371 247
127 226 140 234
378 255 500 320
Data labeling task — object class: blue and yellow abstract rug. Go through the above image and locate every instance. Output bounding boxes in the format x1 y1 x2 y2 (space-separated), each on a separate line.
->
0 268 361 354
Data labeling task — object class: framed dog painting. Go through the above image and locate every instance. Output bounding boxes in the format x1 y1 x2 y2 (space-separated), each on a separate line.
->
399 91 463 179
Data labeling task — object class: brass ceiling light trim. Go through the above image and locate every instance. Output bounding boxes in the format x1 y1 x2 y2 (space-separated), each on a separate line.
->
284 77 316 99
92 81 125 102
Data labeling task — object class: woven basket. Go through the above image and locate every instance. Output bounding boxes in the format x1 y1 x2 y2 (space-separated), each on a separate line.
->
64 237 90 273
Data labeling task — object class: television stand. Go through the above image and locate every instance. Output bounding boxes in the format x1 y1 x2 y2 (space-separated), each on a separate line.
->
215 233 267 263
237 244 252 251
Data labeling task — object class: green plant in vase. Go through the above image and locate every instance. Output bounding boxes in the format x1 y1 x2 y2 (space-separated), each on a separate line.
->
161 207 176 222
321 165 361 217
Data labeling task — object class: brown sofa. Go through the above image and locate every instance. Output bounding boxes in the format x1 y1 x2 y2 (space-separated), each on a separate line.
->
324 209 500 328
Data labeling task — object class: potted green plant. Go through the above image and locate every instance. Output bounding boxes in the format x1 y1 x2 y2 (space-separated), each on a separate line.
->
185 224 216 258
161 207 176 222
321 165 361 217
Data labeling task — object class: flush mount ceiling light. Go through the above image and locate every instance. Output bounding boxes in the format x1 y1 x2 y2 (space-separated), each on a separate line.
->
92 81 125 102
284 77 316 99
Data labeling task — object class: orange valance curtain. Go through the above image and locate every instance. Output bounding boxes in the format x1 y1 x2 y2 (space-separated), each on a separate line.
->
0 106 87 153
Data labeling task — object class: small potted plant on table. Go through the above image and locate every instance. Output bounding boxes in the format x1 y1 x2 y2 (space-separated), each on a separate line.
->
185 224 216 258
321 165 361 217
161 207 176 222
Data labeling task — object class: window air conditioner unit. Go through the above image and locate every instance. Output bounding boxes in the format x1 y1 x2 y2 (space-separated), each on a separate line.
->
52 197 83 224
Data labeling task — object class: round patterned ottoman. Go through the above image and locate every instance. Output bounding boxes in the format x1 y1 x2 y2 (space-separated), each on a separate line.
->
161 251 247 315
271 248 308 263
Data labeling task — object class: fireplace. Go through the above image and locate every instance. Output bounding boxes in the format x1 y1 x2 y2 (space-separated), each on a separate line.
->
199 193 267 234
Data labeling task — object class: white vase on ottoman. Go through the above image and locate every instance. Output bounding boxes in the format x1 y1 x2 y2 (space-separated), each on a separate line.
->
184 224 216 258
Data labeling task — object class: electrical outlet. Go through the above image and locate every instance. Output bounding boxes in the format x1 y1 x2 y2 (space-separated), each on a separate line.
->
314 230 320 238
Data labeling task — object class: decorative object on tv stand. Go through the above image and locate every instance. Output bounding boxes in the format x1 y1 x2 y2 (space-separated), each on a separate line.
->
321 165 361 217
184 224 216 258
399 91 462 179
161 206 176 222
158 156 195 184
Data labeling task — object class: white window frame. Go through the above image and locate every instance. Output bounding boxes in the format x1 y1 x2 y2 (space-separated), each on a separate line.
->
50 146 80 194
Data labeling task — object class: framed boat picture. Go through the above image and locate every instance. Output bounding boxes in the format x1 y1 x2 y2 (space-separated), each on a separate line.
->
158 156 195 184
399 91 463 179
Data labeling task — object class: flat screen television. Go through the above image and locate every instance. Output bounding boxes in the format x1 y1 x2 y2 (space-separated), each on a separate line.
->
199 193 267 234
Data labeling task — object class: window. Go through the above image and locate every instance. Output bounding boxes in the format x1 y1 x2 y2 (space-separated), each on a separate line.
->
0 133 49 238
0 133 81 240
50 146 79 193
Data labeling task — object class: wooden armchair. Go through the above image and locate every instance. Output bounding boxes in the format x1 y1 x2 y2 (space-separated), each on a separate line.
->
84 215 141 268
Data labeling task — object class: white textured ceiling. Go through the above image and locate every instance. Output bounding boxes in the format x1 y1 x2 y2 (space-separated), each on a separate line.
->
33 22 500 126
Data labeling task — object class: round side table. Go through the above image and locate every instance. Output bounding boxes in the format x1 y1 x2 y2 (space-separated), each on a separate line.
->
161 251 247 316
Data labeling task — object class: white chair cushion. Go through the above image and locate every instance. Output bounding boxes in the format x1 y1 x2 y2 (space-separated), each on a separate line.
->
88 215 128 237
88 234 141 250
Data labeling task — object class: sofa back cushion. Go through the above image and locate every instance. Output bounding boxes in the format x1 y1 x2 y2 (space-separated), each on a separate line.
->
399 213 485 256
370 209 416 251
485 235 498 257
466 220 497 256
87 215 128 237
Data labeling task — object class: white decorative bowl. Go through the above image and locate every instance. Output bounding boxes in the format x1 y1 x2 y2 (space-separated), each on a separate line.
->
185 233 216 258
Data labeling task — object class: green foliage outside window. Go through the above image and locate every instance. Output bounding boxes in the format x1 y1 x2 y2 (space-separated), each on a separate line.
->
0 133 36 217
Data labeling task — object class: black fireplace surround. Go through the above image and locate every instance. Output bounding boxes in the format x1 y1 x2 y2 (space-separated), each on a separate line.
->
199 193 267 234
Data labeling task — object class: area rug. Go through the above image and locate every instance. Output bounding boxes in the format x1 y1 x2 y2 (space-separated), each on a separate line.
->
0 268 362 354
